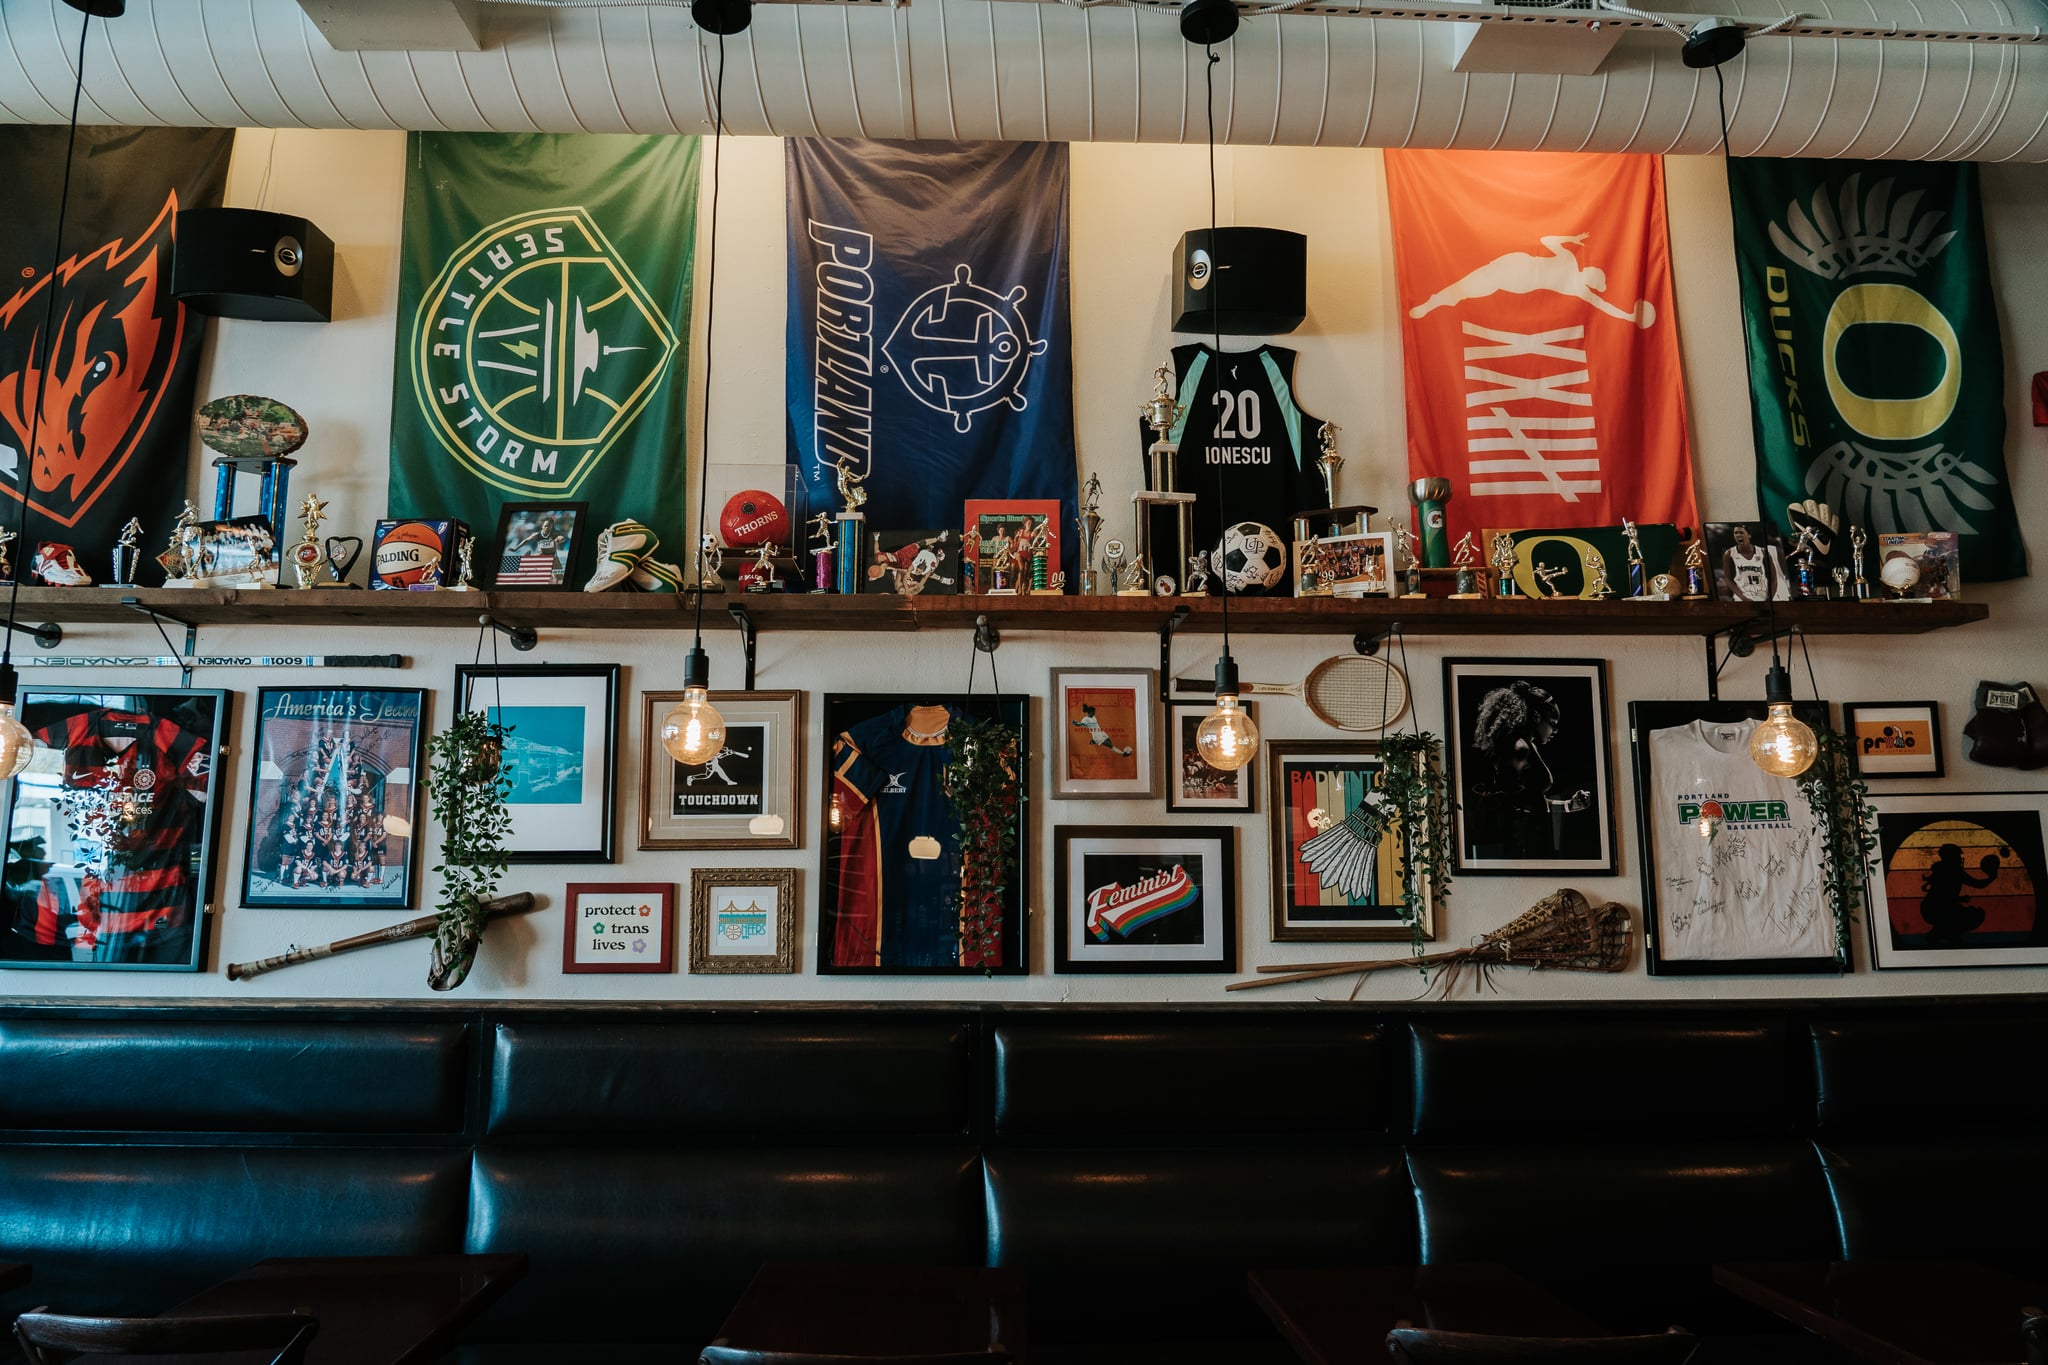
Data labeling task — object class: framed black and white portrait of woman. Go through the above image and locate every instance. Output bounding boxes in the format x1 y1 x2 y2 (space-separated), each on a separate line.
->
1443 658 1616 876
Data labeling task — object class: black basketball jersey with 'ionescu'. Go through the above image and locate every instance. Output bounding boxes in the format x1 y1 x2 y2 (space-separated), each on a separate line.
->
1139 344 1331 562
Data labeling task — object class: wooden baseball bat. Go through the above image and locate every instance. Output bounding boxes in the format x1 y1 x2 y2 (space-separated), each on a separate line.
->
226 892 538 982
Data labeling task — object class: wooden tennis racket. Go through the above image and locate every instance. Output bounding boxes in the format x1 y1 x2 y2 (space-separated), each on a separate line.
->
1174 655 1408 733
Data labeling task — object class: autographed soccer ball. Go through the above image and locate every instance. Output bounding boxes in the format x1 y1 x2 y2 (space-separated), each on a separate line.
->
1213 521 1287 595
719 490 790 548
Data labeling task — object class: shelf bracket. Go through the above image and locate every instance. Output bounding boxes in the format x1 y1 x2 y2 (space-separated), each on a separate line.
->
727 602 758 691
1157 605 1192 703
1704 635 1720 702
0 620 62 650
1353 625 1398 658
478 614 538 653
123 597 197 688
973 614 1000 656
1724 614 1796 660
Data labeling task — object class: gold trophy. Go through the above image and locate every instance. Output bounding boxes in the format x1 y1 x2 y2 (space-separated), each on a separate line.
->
1490 532 1520 599
1315 422 1343 508
1449 532 1485 599
1136 364 1196 594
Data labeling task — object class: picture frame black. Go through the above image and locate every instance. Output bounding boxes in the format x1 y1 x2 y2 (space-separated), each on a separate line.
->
1443 657 1617 876
1166 701 1256 813
1842 701 1946 779
1629 698 1842 976
490 501 589 590
242 687 428 910
453 663 619 863
1053 824 1238 974
1865 791 2048 970
819 693 1029 976
1266 739 1433 943
2 687 233 971
1702 521 1792 602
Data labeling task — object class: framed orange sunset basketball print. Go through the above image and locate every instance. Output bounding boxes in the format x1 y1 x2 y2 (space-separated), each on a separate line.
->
1867 793 2048 970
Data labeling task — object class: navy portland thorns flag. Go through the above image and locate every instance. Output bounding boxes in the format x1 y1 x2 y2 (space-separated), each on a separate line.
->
785 140 1079 577
0 127 231 562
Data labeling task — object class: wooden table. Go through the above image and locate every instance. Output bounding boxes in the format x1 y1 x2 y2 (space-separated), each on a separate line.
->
1715 1260 2048 1365
77 1253 525 1365
1250 1264 1609 1365
709 1262 1025 1360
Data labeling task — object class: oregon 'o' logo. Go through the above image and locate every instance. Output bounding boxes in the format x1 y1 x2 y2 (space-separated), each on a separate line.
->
410 208 678 497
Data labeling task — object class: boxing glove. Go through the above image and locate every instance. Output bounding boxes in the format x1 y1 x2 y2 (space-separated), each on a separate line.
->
2019 683 2048 770
1963 680 2030 768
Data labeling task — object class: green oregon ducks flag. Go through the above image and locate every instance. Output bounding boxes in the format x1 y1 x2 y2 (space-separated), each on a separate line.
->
390 133 698 563
1730 158 2024 581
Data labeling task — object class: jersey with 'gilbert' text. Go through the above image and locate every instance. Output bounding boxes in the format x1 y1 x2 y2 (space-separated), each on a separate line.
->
1140 344 1331 563
831 705 976 970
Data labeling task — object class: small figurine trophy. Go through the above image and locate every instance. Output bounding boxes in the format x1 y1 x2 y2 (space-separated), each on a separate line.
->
1409 477 1454 567
1450 532 1484 599
695 533 725 594
1534 561 1570 599
1028 517 1059 595
449 534 476 592
1490 532 1520 599
807 512 835 594
1102 538 1127 596
1078 473 1104 597
0 528 14 586
1851 526 1873 601
1297 537 1327 598
1832 566 1851 600
833 459 866 597
1393 523 1425 598
961 527 982 593
1789 526 1821 600
1118 556 1152 597
112 517 143 587
1315 423 1344 508
1622 518 1646 599
161 500 202 586
988 536 1018 596
1184 550 1211 598
746 541 781 594
1682 539 1709 600
1585 550 1614 600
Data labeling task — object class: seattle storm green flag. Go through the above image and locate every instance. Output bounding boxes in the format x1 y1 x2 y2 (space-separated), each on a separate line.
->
1729 158 2024 581
389 133 698 560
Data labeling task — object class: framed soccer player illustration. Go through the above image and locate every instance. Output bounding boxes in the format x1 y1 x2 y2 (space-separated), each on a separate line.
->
1267 741 1432 942
1 688 231 971
1443 658 1616 875
243 688 426 911
453 664 617 862
1629 699 1840 976
1167 702 1256 813
1051 669 1157 800
639 691 803 851
1865 792 2048 970
819 693 1029 975
1054 825 1237 973
491 501 587 589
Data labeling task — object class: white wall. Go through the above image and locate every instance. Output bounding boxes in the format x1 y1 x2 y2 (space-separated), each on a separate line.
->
14 127 2044 1003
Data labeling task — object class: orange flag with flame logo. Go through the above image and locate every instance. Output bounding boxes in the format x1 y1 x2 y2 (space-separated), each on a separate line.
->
1385 151 1699 546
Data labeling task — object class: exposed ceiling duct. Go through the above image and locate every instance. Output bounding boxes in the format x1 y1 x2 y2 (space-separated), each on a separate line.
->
0 0 2041 160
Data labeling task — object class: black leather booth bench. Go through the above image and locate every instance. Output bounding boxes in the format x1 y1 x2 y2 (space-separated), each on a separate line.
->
0 999 2039 1362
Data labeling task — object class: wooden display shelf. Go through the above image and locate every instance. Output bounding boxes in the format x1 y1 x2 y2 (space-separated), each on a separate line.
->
0 585 1991 639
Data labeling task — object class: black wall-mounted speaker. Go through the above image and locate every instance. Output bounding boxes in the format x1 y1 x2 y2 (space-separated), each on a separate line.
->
1171 226 1307 336
172 207 334 323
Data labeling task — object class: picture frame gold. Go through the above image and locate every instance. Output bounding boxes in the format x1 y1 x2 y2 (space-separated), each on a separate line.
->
689 867 799 974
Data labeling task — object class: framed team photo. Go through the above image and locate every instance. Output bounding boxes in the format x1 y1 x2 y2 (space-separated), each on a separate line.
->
561 881 675 975
819 693 1029 976
1865 792 2048 970
1629 699 1840 976
1266 740 1433 943
639 690 803 850
453 663 617 863
1842 701 1944 778
1703 521 1792 602
690 867 799 974
1 688 231 971
1167 702 1256 813
1051 669 1157 800
1054 825 1237 974
491 501 587 590
242 688 425 911
1443 658 1616 875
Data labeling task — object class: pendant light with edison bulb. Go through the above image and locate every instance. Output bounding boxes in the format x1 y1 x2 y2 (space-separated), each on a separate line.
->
1750 659 1818 778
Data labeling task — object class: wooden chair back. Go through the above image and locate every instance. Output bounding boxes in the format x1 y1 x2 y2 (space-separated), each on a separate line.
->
1387 1327 1698 1364
15 1309 318 1365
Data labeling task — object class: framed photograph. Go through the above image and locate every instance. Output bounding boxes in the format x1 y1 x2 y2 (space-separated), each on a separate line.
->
1268 740 1434 942
1051 669 1157 800
640 690 803 850
1875 531 1962 601
1629 699 1841 976
1054 825 1237 973
1703 521 1792 602
1866 792 2048 970
453 664 618 863
1167 702 1256 812
1443 658 1617 875
1 688 231 971
491 502 587 590
1843 702 1945 779
1297 529 1396 599
861 530 963 596
562 881 674 974
243 688 426 910
820 693 1029 975
963 498 1061 592
690 867 798 973
158 515 280 588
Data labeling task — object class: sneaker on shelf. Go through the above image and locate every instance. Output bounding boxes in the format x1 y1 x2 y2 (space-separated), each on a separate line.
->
31 542 93 588
583 520 655 593
630 556 684 593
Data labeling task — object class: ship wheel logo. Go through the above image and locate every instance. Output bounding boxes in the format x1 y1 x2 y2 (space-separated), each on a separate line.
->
880 264 1048 434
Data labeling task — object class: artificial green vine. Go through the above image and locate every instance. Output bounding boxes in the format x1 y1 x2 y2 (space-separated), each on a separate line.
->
943 714 1021 975
425 708 514 991
1797 724 1877 968
1378 731 1456 966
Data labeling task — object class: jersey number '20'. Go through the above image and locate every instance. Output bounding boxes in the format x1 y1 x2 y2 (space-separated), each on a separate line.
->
1212 389 1263 440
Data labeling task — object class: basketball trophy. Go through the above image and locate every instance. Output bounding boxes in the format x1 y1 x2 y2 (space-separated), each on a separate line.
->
1135 364 1195 598
447 532 478 593
1409 477 1453 567
1851 526 1873 601
1682 539 1709 600
832 460 866 597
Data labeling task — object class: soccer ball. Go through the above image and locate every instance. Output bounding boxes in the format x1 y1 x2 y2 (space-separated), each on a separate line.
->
1212 521 1287 595
720 490 790 548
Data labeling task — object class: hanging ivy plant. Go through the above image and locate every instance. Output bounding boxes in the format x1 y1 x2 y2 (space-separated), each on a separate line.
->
943 712 1021 975
425 708 514 991
1378 731 1456 966
1797 724 1876 968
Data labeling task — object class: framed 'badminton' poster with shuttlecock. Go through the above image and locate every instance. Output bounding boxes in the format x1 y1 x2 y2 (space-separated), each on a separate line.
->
1266 740 1435 943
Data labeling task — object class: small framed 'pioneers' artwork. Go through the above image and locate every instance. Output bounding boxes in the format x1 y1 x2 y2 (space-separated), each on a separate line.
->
562 882 674 974
1443 658 1616 876
1267 740 1432 943
639 690 803 850
690 867 798 974
1842 702 1944 779
1051 669 1157 800
454 664 618 863
1167 702 1256 813
491 501 588 590
1054 825 1237 974
1866 792 2048 970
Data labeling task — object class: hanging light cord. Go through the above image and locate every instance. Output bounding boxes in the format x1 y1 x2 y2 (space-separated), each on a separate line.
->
689 28 727 655
4 12 94 683
1204 44 1229 665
